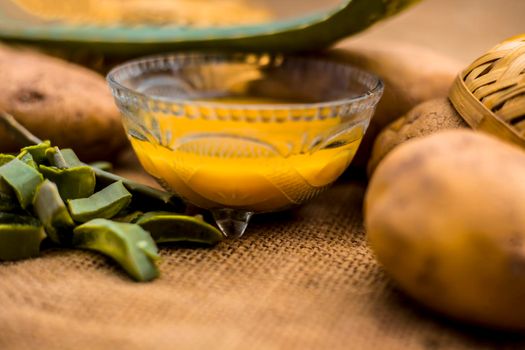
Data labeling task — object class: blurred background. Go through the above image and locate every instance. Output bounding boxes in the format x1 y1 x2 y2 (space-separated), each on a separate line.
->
2 0 523 64
346 0 524 63
265 0 524 63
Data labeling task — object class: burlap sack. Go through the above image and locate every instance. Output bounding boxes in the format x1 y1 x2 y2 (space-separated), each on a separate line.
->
1 182 524 350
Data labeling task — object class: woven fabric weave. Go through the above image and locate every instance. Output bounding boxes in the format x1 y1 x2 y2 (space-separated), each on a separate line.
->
1 182 524 350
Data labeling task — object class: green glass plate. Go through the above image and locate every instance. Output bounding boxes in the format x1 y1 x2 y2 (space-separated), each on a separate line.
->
0 0 420 56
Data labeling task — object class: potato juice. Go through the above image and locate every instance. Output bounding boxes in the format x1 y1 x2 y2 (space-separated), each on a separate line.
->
129 96 365 212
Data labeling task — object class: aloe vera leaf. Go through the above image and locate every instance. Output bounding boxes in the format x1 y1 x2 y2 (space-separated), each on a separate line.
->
68 181 132 223
136 212 224 245
17 150 38 169
0 225 46 261
21 141 52 164
92 167 180 207
0 191 18 211
73 219 159 282
45 147 68 169
39 165 96 200
113 211 144 223
0 112 181 209
0 154 15 166
33 180 75 245
60 149 83 167
38 147 96 200
0 158 43 209
0 111 41 146
0 159 17 211
0 212 41 226
0 213 45 261
89 161 113 172
0 176 17 211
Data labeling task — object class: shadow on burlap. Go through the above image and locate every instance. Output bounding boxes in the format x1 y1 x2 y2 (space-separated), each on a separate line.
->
1 182 525 349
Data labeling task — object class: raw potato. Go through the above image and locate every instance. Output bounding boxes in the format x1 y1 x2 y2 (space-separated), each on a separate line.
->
367 98 467 175
0 44 127 161
328 41 461 170
365 130 525 330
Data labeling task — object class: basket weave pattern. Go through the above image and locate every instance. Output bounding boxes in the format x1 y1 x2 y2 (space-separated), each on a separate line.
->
450 35 525 147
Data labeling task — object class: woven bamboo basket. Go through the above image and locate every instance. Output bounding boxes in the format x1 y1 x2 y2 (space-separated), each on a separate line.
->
449 34 525 148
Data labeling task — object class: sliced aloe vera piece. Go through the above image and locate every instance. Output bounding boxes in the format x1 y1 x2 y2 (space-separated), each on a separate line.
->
73 219 159 282
113 211 144 223
17 150 38 169
0 171 18 211
0 111 182 209
0 225 46 260
89 161 113 172
58 148 83 167
40 165 96 200
33 180 75 245
92 168 180 208
39 147 96 200
68 181 132 223
0 213 45 261
136 212 224 245
0 158 43 209
45 147 68 169
0 191 18 211
0 154 15 166
21 141 52 164
0 212 41 226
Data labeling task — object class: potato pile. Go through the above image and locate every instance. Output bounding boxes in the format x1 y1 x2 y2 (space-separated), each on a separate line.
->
364 35 525 330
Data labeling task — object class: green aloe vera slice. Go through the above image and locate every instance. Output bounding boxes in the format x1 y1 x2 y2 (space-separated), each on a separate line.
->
68 181 132 223
136 212 224 245
17 150 38 169
0 213 45 261
39 147 96 200
40 165 96 200
33 180 75 245
0 212 41 226
20 141 52 164
113 211 144 223
0 171 17 211
0 158 43 209
0 191 18 211
57 148 83 167
73 219 159 282
0 112 182 209
89 161 113 172
0 154 15 166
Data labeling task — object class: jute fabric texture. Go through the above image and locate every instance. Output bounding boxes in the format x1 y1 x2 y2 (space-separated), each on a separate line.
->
1 182 524 349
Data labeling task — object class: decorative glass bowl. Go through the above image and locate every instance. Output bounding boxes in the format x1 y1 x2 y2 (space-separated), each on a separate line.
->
107 52 383 237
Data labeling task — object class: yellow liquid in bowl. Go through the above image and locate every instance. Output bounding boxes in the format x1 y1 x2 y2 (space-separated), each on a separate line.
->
129 97 365 212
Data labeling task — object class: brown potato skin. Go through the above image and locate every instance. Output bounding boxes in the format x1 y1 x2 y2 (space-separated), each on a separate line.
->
365 130 525 330
328 40 461 171
367 98 467 175
0 45 127 161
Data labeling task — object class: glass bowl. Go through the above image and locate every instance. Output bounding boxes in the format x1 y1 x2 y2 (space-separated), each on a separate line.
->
107 52 383 237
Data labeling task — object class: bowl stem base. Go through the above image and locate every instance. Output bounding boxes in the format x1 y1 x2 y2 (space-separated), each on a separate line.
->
212 208 253 238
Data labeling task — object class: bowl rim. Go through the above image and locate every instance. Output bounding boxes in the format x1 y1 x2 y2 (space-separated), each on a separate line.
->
106 52 384 113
